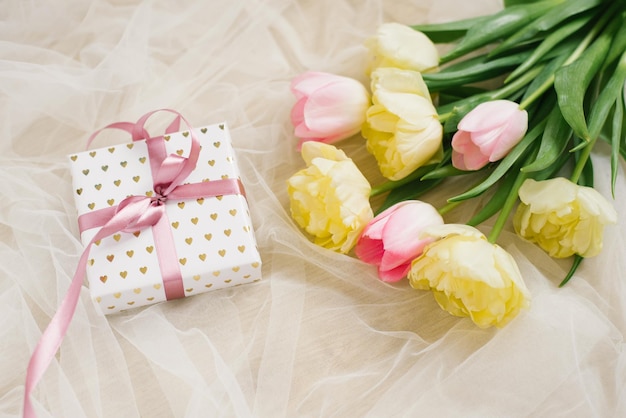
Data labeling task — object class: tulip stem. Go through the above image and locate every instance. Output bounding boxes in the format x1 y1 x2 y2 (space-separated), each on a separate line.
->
438 200 462 215
487 171 529 244
570 137 598 185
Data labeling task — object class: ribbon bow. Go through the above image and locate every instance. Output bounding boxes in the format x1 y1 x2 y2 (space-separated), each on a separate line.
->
23 109 244 418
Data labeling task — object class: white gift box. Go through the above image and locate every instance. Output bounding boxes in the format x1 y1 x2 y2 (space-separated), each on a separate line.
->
68 122 262 314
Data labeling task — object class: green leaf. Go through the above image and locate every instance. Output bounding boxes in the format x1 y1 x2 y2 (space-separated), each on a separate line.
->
521 105 572 173
420 164 468 180
555 13 622 141
376 178 442 214
611 98 624 197
423 52 530 92
504 0 544 6
505 14 591 83
411 15 489 44
588 50 626 139
448 120 546 202
602 13 626 71
440 0 563 63
559 255 583 287
491 0 605 56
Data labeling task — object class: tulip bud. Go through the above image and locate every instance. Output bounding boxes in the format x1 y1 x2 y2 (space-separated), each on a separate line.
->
290 71 370 149
355 200 443 282
451 100 528 171
365 23 439 74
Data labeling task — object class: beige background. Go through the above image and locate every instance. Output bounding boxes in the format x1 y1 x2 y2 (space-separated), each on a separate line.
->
2 0 625 417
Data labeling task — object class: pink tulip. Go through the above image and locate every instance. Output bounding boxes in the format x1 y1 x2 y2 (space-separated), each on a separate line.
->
355 200 443 282
290 71 370 149
451 100 528 171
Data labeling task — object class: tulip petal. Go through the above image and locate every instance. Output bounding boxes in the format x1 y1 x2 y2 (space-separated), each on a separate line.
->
458 100 520 133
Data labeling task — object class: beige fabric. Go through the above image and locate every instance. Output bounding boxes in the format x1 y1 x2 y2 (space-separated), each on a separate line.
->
2 0 625 416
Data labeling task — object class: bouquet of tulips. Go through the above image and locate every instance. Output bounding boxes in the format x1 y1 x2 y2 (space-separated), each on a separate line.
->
286 0 625 328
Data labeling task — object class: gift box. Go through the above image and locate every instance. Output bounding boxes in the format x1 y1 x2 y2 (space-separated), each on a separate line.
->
68 119 262 314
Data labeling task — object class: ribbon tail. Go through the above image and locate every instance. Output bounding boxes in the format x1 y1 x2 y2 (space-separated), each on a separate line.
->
23 244 93 418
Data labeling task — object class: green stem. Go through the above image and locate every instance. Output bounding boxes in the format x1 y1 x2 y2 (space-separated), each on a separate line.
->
491 66 543 101
438 200 462 215
487 170 528 244
570 137 598 184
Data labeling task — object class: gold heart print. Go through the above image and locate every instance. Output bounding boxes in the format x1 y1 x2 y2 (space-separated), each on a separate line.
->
133 288 141 294
108 147 115 154
182 131 189 137
76 188 83 195
199 253 207 261
200 128 207 134
82 169 90 176
146 246 154 253
196 198 204 205
106 254 114 262
120 161 127 167
101 165 108 172
139 266 148 274
224 229 231 236
185 237 193 245
126 250 134 258
133 176 141 182
89 151 97 157
179 258 187 265
204 233 212 241
94 184 102 190
120 271 128 278
191 217 199 225
114 180 121 186
88 203 95 210
127 143 134 149
70 155 78 161
139 157 146 164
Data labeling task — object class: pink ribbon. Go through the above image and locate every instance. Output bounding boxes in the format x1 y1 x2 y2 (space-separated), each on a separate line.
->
23 109 244 418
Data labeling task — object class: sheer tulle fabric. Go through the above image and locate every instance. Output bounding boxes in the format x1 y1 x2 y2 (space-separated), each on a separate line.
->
2 0 625 417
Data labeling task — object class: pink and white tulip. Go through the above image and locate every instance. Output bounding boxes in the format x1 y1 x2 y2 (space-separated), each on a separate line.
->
355 200 443 282
290 71 370 149
451 100 528 171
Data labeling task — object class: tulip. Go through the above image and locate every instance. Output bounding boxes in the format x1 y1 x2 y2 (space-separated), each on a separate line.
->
513 177 617 258
362 67 443 181
451 100 528 171
355 200 443 282
408 224 530 328
290 71 370 149
287 142 373 253
365 22 439 74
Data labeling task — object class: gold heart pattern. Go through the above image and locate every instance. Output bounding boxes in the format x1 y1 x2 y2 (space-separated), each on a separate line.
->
70 122 261 314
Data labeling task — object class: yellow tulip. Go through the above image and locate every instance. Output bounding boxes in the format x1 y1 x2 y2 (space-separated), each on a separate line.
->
362 67 443 181
365 23 439 74
287 142 373 253
408 224 530 328
514 177 617 258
